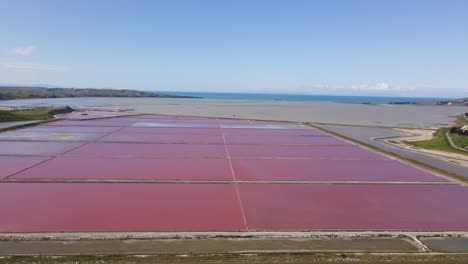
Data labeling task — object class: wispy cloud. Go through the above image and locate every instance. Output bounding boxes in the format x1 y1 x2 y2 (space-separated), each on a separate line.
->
0 61 67 71
351 82 416 92
5 45 36 56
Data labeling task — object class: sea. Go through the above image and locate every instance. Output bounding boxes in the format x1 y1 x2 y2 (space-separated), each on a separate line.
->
155 91 452 103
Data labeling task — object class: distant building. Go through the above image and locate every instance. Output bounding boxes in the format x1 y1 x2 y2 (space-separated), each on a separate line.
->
436 101 452 105
0 106 33 111
13 106 34 111
0 106 14 111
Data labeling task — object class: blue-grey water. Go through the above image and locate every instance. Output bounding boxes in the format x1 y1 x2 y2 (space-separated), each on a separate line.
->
155 91 452 103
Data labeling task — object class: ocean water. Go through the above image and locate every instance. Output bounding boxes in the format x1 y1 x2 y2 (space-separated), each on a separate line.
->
155 91 451 103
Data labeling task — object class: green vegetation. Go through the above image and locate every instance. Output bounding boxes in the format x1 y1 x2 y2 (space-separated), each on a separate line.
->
405 128 457 152
0 86 196 100
450 133 468 149
404 114 468 156
0 106 73 122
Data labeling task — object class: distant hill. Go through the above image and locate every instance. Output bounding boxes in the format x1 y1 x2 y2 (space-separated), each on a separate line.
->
0 86 198 100
412 97 468 106
433 97 468 106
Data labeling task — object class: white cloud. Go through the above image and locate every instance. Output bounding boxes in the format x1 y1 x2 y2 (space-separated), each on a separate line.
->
352 82 390 91
5 45 36 56
351 82 415 92
0 61 67 71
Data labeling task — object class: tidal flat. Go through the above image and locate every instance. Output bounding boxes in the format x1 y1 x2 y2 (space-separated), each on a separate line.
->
1 97 465 128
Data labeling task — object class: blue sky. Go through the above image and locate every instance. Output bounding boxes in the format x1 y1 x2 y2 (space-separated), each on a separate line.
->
0 0 467 97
